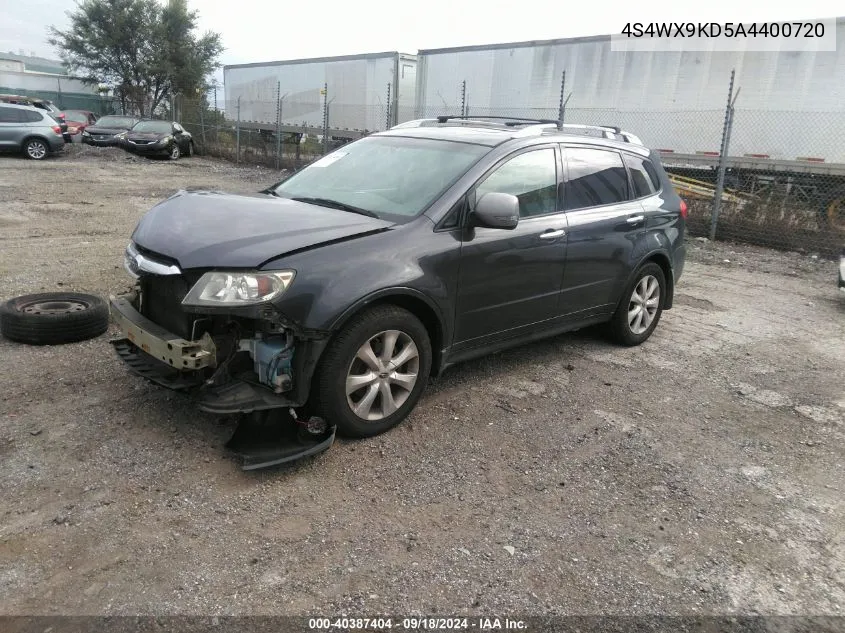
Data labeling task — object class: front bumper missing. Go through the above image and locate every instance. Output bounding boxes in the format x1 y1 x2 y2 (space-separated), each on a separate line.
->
109 295 335 469
110 296 215 370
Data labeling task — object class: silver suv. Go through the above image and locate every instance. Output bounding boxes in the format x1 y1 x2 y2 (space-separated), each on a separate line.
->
0 103 65 160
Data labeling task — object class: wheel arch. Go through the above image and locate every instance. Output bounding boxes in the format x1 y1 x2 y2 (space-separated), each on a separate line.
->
326 288 446 376
20 135 50 153
616 250 675 314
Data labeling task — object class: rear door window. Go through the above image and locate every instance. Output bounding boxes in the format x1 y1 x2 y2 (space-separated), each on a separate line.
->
563 147 629 210
624 154 661 197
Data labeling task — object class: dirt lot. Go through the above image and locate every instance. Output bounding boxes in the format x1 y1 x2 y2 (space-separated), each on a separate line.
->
0 147 843 617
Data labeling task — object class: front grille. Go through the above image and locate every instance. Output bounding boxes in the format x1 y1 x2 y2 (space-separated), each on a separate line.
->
140 275 193 340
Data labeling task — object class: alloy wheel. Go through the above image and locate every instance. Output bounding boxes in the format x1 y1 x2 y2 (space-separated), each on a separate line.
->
628 274 660 335
26 141 47 159
346 329 420 421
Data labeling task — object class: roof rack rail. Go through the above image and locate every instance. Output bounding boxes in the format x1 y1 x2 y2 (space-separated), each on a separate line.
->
545 124 643 145
389 117 643 145
435 115 560 126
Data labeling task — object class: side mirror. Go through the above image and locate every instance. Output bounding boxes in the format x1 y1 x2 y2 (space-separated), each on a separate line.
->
473 192 520 230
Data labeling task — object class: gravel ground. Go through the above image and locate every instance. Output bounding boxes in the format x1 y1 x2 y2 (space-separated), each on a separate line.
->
0 148 843 617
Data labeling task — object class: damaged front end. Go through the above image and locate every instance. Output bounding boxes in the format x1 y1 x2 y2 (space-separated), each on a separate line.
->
109 244 335 468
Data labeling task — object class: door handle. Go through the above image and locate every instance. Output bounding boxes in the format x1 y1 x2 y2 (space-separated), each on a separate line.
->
626 215 645 224
539 229 566 240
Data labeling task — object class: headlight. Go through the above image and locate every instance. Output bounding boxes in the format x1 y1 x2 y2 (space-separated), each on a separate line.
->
82 130 91 136
182 271 295 307
159 135 173 144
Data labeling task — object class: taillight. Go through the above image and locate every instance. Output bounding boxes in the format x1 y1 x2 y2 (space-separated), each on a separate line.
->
679 199 688 219
52 125 62 134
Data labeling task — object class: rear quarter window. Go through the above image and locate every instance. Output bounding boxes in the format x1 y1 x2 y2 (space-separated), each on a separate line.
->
24 110 44 122
624 154 661 198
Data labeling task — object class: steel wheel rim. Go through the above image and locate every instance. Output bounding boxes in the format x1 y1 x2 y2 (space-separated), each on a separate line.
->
346 329 420 421
627 275 660 335
21 299 88 315
27 142 46 159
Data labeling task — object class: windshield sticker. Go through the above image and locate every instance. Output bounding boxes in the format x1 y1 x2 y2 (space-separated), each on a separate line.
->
311 152 348 167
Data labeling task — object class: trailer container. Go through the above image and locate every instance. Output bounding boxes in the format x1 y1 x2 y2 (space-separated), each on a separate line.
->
223 51 416 133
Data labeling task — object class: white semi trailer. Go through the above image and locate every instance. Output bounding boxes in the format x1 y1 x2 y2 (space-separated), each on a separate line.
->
223 51 417 135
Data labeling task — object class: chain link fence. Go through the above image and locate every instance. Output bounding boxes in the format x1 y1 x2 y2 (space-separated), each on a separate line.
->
175 77 845 258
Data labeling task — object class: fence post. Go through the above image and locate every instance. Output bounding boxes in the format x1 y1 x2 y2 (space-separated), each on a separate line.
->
557 71 566 128
275 81 281 170
199 97 206 151
385 82 392 129
322 83 329 154
460 80 467 117
710 69 738 241
236 96 241 164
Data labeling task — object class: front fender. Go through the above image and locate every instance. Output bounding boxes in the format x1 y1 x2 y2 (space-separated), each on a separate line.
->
327 286 446 332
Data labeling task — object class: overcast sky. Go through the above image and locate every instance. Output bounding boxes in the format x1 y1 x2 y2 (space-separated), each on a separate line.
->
1 0 841 68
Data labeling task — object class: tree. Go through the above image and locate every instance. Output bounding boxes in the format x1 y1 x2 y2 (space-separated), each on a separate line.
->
49 0 223 117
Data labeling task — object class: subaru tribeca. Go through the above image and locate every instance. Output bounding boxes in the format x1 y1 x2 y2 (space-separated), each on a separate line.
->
111 117 687 447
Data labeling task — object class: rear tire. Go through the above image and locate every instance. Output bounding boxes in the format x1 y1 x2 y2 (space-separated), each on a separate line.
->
608 263 666 346
23 138 48 160
0 292 109 345
312 305 432 438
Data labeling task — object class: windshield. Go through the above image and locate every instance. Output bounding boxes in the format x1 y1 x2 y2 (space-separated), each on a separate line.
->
272 136 488 218
97 116 136 128
131 120 172 134
64 110 89 122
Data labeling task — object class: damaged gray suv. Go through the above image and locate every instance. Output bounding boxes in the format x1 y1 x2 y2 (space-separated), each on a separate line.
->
111 117 687 467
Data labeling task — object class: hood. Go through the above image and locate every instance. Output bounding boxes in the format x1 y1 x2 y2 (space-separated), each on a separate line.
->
126 132 168 141
86 125 131 135
131 190 394 269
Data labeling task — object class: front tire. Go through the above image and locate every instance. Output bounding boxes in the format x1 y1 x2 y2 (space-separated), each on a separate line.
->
169 143 180 160
23 138 48 160
312 305 432 438
608 262 666 346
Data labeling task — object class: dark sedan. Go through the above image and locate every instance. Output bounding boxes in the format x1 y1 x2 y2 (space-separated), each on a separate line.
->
81 115 140 146
120 119 193 160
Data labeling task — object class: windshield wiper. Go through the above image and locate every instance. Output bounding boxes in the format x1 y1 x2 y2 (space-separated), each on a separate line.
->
290 196 379 218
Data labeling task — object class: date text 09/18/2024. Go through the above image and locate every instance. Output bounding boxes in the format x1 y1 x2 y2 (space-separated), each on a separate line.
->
307 617 528 630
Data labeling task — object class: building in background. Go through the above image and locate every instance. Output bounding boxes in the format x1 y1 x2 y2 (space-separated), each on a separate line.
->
0 51 109 114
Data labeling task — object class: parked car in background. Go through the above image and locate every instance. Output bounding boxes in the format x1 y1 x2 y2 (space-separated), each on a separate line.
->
0 94 70 142
81 115 140 147
61 110 98 139
110 117 686 448
0 103 65 159
119 119 193 160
